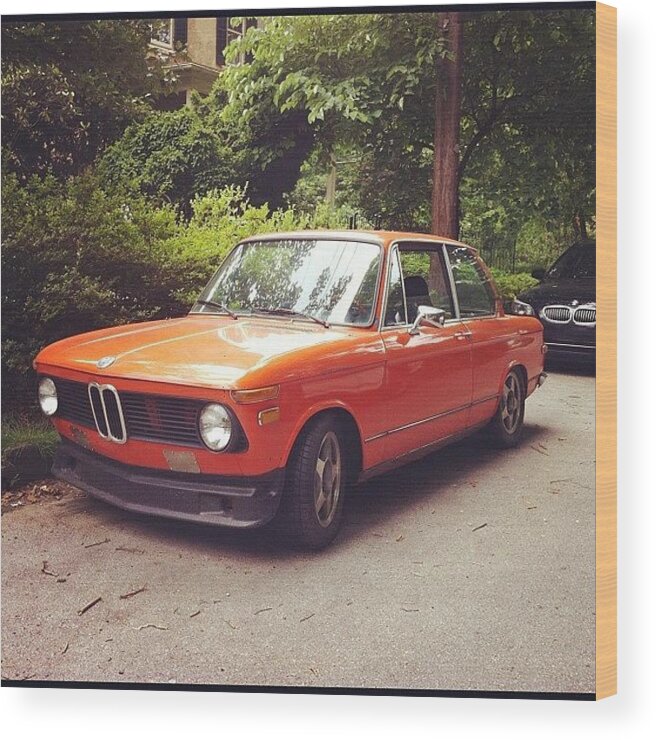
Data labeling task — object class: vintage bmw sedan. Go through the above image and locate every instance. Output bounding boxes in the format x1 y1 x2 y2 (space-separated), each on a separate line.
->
35 231 546 548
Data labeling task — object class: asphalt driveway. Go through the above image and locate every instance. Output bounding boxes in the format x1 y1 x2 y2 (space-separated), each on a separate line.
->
1 368 595 693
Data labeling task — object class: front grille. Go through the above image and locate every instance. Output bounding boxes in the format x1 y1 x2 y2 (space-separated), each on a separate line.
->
542 306 572 323
121 392 204 447
573 307 596 324
57 378 96 428
52 378 204 448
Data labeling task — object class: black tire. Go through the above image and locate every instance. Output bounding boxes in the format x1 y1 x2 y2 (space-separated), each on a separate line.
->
488 369 526 448
274 414 346 550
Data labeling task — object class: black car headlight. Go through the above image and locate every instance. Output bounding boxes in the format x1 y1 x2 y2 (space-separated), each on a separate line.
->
508 299 535 316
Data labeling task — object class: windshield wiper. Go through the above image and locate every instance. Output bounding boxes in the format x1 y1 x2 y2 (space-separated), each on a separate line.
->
250 306 330 329
195 299 239 319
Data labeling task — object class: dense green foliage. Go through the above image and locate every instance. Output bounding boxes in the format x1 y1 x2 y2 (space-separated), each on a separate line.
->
1 20 165 180
98 85 315 213
1 172 181 401
237 9 595 252
98 106 244 214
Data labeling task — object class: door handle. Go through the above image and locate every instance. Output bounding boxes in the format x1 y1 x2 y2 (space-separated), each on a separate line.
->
454 331 472 340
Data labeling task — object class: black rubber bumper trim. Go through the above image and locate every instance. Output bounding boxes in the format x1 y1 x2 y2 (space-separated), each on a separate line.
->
52 440 285 529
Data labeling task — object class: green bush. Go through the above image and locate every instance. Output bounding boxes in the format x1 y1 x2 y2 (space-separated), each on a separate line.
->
97 108 245 215
162 186 352 304
1 172 185 406
490 269 538 301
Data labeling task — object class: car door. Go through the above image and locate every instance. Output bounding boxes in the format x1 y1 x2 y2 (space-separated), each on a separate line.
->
379 243 473 460
444 244 513 427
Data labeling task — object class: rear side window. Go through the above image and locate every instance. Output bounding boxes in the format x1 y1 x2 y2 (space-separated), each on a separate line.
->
446 245 496 318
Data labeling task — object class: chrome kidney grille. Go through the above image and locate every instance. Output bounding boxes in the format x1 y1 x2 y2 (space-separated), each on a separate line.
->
541 303 596 326
542 305 572 323
573 306 596 324
88 383 127 444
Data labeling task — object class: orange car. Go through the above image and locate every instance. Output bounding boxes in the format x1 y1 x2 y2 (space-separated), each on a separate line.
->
35 230 546 548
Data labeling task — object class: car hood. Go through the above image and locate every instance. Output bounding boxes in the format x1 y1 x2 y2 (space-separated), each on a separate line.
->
35 315 379 390
519 278 596 310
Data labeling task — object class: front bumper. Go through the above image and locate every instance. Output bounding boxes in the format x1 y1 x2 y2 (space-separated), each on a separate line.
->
53 440 285 528
545 341 596 361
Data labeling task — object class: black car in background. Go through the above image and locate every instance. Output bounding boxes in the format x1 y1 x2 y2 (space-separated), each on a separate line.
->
518 240 596 363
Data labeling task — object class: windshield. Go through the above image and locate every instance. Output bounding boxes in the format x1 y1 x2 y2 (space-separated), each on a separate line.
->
546 245 596 280
192 239 382 326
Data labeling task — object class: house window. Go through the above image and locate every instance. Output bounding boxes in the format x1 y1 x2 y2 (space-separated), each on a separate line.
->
150 19 187 50
216 17 257 65
151 19 173 48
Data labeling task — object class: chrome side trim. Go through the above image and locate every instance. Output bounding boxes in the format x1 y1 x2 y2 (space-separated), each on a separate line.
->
545 342 596 350
364 394 499 443
359 420 489 482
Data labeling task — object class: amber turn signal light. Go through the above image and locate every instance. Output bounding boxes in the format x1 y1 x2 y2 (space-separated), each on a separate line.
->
231 385 280 405
258 407 280 426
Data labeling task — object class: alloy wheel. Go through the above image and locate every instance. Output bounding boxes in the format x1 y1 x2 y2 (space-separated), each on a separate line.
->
314 431 342 527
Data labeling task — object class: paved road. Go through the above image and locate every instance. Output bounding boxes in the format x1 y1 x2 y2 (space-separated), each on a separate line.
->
1 368 595 692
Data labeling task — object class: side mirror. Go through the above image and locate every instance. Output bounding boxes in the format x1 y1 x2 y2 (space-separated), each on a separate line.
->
531 267 546 281
409 305 446 335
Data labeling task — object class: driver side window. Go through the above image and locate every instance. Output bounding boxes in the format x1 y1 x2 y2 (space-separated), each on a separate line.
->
383 249 407 327
398 244 455 323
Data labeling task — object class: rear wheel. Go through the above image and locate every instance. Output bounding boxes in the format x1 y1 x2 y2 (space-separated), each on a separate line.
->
488 369 526 448
274 415 346 549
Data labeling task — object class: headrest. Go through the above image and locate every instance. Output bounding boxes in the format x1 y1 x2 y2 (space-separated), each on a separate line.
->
404 275 430 298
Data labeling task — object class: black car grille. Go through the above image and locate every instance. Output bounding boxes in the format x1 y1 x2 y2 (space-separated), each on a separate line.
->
120 392 204 447
53 378 204 448
542 306 572 323
57 378 96 428
573 307 596 324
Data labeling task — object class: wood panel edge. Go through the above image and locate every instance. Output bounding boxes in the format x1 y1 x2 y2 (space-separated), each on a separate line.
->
595 0 617 701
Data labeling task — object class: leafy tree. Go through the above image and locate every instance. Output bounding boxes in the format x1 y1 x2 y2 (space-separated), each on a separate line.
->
97 105 245 215
1 20 165 180
226 9 595 249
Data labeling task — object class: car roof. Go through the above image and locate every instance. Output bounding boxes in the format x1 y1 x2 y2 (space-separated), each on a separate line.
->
240 229 473 250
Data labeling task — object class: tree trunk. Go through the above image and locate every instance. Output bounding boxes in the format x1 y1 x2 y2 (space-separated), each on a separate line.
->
574 212 588 240
431 11 463 238
430 12 463 289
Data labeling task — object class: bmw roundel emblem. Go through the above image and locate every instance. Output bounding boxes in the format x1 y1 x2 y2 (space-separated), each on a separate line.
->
571 299 579 307
97 356 116 369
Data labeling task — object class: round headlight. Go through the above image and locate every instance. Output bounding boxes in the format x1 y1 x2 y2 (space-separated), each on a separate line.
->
38 377 58 416
199 403 233 451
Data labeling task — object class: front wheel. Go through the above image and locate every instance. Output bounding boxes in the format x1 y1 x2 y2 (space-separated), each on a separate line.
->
274 415 346 549
488 369 526 448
